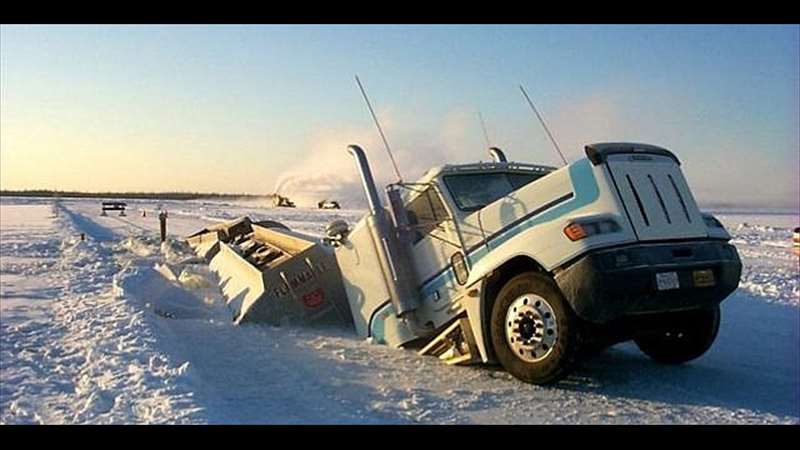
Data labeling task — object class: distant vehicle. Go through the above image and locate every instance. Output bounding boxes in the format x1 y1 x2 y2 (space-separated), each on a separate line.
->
318 200 341 210
272 194 295 208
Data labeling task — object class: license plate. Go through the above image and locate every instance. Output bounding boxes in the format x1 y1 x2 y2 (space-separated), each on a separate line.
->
693 269 715 287
656 271 680 291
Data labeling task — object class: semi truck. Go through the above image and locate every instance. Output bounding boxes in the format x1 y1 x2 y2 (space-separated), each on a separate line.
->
188 142 742 385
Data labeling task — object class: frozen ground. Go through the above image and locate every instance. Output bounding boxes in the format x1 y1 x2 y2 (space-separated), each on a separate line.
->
1 196 798 424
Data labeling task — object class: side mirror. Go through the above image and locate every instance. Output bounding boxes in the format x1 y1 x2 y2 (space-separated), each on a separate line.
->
324 220 350 246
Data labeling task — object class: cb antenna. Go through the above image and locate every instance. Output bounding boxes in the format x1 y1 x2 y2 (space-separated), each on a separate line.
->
355 75 403 182
519 84 568 166
478 110 492 149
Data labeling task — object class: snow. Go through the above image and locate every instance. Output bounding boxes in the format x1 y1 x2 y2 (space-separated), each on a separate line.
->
714 212 799 307
1 197 798 424
1 202 204 423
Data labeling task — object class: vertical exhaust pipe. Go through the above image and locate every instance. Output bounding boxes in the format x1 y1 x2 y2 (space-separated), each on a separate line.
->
348 145 420 317
489 147 507 163
349 145 383 215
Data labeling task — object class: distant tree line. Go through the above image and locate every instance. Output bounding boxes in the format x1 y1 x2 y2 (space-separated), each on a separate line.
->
0 189 270 201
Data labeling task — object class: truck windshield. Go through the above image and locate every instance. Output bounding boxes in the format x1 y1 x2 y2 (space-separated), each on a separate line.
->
444 172 544 211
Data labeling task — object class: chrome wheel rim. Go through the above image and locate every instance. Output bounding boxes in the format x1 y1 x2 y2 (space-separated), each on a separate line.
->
505 294 558 363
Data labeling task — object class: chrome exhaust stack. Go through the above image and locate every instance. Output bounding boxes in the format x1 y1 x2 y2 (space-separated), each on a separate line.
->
348 145 420 317
489 146 508 163
349 144 383 215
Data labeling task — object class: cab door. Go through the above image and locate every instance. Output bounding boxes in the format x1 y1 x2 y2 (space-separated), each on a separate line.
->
404 186 465 306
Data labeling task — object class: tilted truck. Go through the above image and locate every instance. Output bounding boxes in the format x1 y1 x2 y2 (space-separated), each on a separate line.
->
188 142 742 384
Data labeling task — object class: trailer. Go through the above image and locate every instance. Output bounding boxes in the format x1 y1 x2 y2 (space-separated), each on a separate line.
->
187 143 742 384
101 201 127 216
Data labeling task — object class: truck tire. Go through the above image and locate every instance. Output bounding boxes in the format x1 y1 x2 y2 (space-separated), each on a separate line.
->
633 305 720 365
490 272 581 385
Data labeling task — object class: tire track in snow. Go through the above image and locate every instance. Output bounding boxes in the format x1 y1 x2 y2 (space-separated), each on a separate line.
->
1 204 74 423
2 203 205 423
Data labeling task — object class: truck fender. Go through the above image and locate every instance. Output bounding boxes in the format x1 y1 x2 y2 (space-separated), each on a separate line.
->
462 289 491 363
461 253 550 364
465 247 551 288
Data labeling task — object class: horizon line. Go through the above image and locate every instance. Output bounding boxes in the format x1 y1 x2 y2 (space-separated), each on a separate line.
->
1 188 798 212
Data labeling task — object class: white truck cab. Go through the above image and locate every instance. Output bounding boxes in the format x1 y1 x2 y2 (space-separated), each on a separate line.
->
332 142 741 384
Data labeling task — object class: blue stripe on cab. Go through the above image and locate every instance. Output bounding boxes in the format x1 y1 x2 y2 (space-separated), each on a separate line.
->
419 159 599 299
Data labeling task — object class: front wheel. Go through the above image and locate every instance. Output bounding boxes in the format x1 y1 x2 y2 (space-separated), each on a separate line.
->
490 272 581 385
633 305 721 365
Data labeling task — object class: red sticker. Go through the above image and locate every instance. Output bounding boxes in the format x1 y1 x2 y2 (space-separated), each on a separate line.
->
302 289 325 308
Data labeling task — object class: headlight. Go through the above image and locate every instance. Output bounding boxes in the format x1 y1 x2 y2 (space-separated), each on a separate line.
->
564 219 621 241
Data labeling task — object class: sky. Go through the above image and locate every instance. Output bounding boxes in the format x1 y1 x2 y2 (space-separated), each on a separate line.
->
1 25 798 209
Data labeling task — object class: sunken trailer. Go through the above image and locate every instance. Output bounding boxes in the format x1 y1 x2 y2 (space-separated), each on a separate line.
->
188 143 741 385
187 217 352 326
